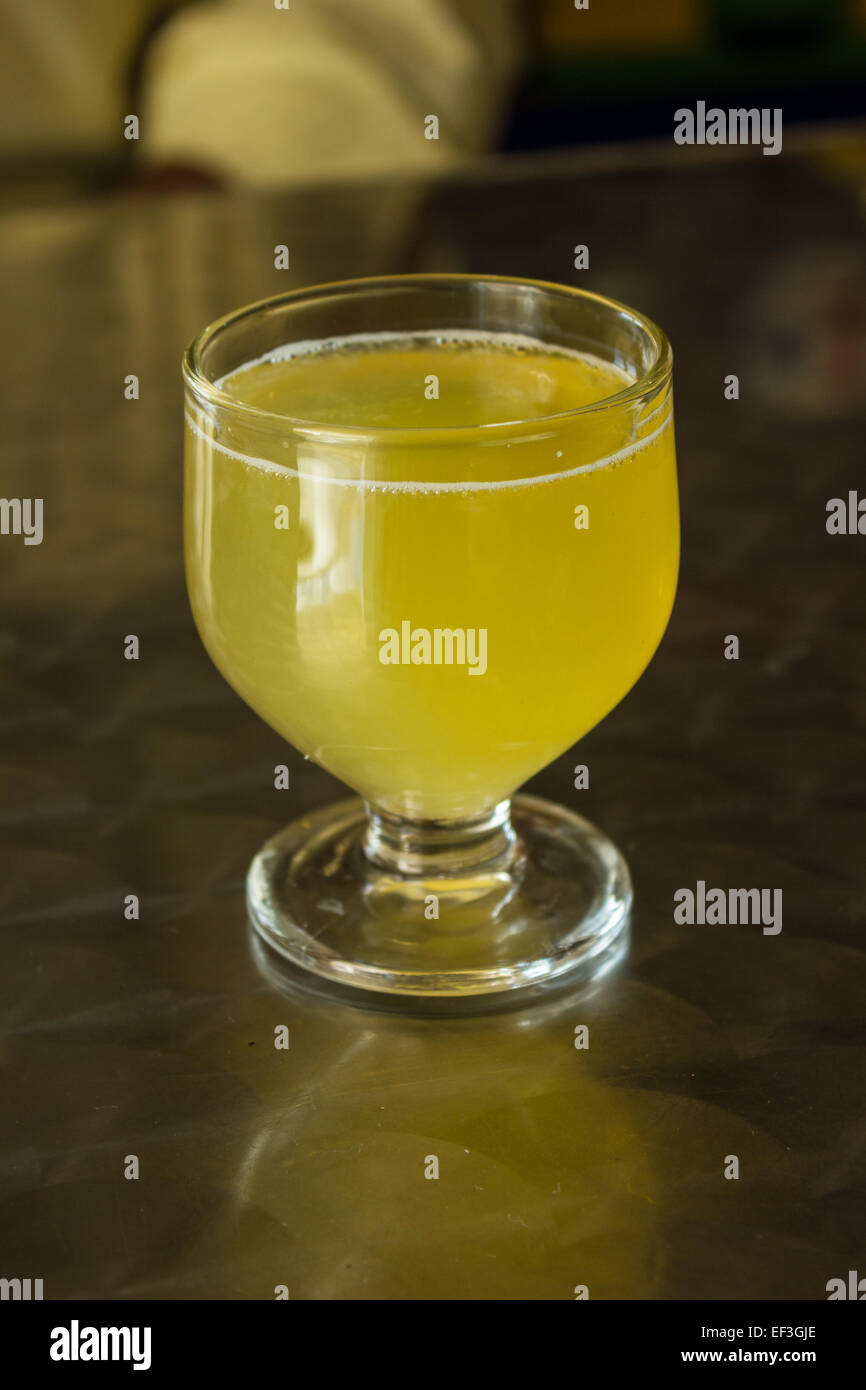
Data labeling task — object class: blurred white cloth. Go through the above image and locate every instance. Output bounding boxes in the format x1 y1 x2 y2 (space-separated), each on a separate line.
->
0 0 154 155
0 0 522 185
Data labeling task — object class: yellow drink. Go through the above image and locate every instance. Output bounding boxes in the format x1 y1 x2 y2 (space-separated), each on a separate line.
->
185 331 678 821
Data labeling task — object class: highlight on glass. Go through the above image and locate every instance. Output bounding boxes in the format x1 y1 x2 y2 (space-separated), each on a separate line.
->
183 274 679 1000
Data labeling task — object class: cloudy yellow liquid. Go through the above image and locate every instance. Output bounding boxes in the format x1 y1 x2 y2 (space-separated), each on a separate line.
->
185 332 678 820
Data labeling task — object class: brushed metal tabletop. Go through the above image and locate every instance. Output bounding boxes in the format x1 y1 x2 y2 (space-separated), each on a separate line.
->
1 131 865 1300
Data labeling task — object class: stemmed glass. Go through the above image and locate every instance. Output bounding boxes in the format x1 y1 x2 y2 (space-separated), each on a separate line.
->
183 275 678 1000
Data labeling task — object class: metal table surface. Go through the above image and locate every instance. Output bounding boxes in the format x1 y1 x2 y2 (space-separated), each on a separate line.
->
1 130 865 1301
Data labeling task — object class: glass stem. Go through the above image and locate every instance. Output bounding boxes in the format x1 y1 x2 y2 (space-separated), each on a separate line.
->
363 799 518 877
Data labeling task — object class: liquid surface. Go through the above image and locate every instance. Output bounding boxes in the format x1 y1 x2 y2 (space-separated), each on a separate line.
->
219 330 634 431
186 332 679 818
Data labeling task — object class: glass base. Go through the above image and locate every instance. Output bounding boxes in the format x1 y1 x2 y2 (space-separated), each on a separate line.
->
246 794 631 1002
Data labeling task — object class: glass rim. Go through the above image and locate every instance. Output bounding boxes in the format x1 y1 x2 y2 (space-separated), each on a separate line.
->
182 273 673 441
